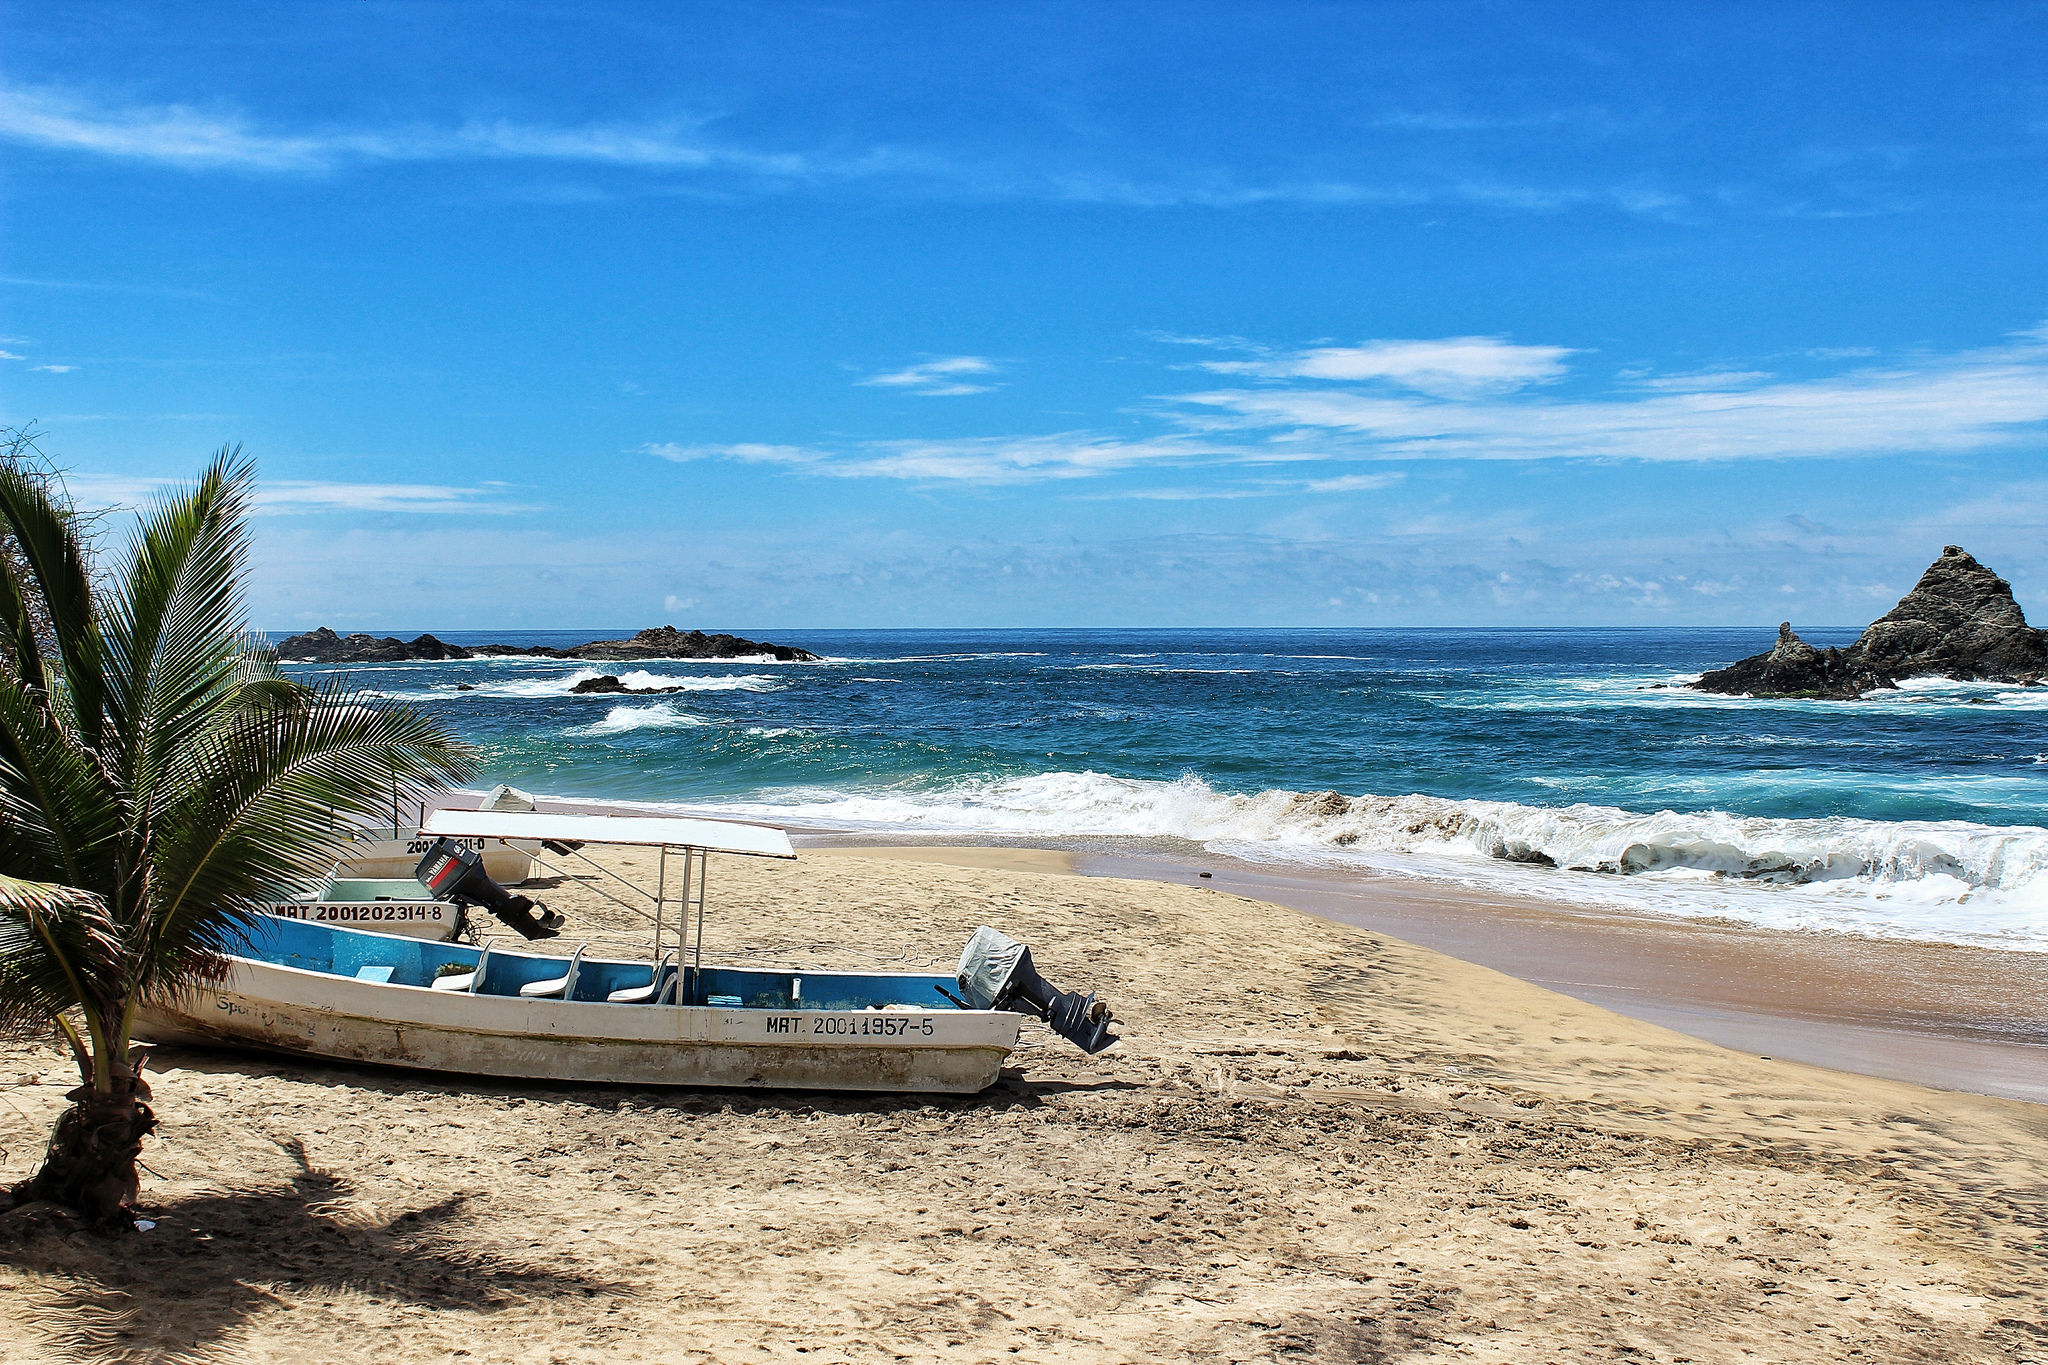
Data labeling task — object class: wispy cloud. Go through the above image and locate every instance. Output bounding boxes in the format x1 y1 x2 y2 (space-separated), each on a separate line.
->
1086 472 1404 500
0 83 1693 217
67 473 536 515
646 434 1215 484
0 350 22 360
0 83 822 178
254 481 537 515
1623 369 1775 392
856 356 998 396
641 327 2048 487
29 364 75 373
1201 336 1575 398
642 442 819 466
1173 325 2048 462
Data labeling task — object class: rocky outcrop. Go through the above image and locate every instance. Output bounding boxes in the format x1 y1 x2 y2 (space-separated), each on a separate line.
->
273 625 819 664
1688 624 1884 700
569 674 686 695
481 626 819 664
273 628 473 663
1691 547 2048 698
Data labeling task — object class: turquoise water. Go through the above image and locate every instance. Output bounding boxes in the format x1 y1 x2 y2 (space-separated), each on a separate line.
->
275 628 2048 950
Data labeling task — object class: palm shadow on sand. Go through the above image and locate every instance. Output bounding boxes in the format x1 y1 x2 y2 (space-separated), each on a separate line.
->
0 1135 629 1365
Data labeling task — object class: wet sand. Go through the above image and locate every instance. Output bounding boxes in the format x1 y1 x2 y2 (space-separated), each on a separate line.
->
4 845 2045 1361
806 839 2048 1106
1078 852 2048 1106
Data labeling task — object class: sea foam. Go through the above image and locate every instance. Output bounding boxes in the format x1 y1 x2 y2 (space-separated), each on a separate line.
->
569 704 711 735
717 772 2048 950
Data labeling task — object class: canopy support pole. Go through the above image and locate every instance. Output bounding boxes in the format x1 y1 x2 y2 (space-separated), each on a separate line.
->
692 850 710 1002
653 845 668 963
677 848 696 1005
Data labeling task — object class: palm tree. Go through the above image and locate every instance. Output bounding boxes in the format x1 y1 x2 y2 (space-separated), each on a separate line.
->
0 449 476 1230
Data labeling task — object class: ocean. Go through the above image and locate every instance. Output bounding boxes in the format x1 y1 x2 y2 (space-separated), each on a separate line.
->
273 627 2048 953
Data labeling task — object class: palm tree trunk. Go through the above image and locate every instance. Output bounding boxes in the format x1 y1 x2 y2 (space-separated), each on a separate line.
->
10 1074 157 1230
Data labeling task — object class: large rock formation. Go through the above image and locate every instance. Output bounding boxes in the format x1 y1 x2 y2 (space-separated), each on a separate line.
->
1691 547 2048 698
272 624 818 664
271 628 471 663
478 626 818 663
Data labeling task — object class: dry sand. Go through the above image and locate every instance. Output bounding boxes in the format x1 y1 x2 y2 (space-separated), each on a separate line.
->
2 846 2045 1363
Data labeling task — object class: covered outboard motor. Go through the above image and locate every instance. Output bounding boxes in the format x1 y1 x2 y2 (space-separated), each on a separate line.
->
954 926 1118 1054
414 837 564 941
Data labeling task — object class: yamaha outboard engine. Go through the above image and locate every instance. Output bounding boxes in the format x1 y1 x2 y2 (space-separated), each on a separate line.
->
414 838 565 941
953 926 1119 1054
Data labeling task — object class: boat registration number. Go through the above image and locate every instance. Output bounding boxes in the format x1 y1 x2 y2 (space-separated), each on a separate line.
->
272 901 453 924
763 1014 935 1038
404 836 490 855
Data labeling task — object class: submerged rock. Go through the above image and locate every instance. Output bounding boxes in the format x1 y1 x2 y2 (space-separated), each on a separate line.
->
568 674 685 695
1690 547 2048 699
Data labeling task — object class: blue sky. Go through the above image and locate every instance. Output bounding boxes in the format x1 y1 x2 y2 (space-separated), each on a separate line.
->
3 1 2047 630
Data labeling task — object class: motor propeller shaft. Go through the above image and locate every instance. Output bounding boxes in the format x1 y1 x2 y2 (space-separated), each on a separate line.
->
953 926 1119 1054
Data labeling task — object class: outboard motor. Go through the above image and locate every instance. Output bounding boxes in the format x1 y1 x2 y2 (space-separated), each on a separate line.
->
953 926 1119 1054
414 837 564 941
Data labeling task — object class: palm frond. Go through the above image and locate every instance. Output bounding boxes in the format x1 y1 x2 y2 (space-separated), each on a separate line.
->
0 461 104 745
139 683 475 996
0 874 118 1035
104 449 254 811
0 542 51 695
0 675 122 889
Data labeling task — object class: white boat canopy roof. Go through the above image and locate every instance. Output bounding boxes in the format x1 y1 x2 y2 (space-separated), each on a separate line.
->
424 809 796 859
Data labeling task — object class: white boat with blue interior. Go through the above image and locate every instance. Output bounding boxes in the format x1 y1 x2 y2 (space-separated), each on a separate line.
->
135 810 1117 1093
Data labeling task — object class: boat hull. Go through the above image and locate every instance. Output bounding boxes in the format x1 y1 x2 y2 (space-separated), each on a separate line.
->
336 833 535 885
134 957 1020 1094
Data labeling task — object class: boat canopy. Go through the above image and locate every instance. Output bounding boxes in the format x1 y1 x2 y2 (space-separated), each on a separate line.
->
423 809 796 859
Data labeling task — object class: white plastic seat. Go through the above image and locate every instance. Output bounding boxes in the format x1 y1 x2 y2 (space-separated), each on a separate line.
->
607 952 675 1004
519 944 585 999
432 940 494 993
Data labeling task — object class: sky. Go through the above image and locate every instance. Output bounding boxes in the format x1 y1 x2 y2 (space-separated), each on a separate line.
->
3 1 2047 631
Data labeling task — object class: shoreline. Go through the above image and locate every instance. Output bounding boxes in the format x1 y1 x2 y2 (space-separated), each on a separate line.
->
424 791 2048 1105
800 837 2048 1105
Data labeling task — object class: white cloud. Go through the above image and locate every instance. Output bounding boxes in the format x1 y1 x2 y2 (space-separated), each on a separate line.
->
0 83 1692 217
646 433 1212 484
1303 472 1404 493
66 472 534 515
857 356 998 396
647 326 2048 496
29 364 75 373
1625 369 1775 392
253 481 536 514
0 350 23 360
643 442 820 466
1202 336 1574 398
0 84 818 178
1085 471 1404 500
1175 326 2048 462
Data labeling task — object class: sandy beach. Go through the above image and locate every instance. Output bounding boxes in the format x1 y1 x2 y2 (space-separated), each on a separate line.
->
3 846 2046 1363
1063 848 2048 1106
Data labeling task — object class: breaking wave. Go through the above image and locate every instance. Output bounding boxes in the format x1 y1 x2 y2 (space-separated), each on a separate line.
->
367 669 783 701
568 704 711 735
719 772 2048 950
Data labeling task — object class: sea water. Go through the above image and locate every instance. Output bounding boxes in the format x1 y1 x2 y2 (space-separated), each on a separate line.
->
273 627 2048 953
